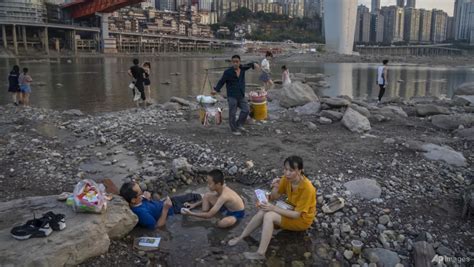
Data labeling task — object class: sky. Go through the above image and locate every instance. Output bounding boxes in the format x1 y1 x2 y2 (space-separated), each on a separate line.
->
358 0 455 16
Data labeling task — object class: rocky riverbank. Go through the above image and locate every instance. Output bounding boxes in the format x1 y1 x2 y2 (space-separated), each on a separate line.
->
0 81 472 266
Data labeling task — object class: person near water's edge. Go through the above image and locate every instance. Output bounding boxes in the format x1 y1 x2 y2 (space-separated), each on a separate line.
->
212 55 259 136
377 59 389 104
181 169 245 228
128 58 147 108
8 65 21 106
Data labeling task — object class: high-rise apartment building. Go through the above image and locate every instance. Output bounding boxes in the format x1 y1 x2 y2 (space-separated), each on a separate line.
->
418 9 432 42
355 5 371 43
396 0 405 8
406 0 416 8
371 0 380 13
454 0 474 41
404 8 420 43
370 11 384 43
381 6 404 43
431 9 448 43
446 16 455 40
305 0 323 18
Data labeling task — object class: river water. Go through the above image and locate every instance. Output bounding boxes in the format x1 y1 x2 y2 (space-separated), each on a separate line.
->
1 57 473 113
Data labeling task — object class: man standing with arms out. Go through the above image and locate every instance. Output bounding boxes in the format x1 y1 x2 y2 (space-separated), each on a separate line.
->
128 58 146 108
377 59 389 104
212 55 258 136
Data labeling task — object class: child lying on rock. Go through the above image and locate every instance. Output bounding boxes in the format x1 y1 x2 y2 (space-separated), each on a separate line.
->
180 169 246 228
120 181 201 229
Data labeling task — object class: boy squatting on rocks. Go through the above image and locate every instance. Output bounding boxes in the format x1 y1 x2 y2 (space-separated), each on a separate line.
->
120 169 245 229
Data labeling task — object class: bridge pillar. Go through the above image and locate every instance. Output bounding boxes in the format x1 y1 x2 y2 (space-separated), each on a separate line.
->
70 30 77 54
12 25 18 55
1 25 6 49
43 27 49 55
22 26 27 52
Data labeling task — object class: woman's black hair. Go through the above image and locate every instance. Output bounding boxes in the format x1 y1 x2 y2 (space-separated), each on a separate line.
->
23 68 28 74
144 62 151 68
284 156 304 174
12 65 20 73
281 65 287 70
266 51 273 58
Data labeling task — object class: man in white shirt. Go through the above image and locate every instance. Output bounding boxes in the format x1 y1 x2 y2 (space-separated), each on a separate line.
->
377 60 389 104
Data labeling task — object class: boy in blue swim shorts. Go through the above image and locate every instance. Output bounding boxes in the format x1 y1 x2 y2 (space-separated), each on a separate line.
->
182 169 245 228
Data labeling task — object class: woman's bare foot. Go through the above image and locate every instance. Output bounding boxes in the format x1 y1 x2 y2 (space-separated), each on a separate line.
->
228 237 242 246
243 252 265 260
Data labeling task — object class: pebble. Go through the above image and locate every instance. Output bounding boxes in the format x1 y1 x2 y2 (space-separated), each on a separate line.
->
344 250 354 260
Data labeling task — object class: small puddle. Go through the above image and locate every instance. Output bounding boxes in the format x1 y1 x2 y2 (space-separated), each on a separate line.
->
129 183 315 266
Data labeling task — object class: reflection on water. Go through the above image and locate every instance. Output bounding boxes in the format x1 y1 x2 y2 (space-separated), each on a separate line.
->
1 57 473 113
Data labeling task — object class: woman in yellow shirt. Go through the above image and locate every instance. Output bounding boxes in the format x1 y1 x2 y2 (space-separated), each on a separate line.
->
228 156 317 260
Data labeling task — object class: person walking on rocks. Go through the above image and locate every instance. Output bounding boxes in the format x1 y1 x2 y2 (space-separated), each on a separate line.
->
19 68 33 107
377 59 389 104
212 55 258 136
142 62 152 104
260 51 274 90
128 58 146 108
7 65 21 106
228 156 317 260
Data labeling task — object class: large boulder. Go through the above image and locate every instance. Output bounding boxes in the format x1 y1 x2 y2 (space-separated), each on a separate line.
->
294 101 321 115
431 114 474 130
421 143 467 167
415 104 450 117
320 110 343 121
321 97 351 108
0 195 138 267
454 82 474 96
344 178 382 200
453 95 474 106
341 108 371 133
363 248 400 267
379 106 408 118
279 82 319 108
349 104 371 118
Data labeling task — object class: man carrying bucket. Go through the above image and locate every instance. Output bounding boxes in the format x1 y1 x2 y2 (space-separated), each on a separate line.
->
212 55 258 136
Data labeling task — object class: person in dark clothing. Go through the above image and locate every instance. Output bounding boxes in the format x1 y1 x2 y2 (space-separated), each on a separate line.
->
212 55 259 136
8 65 21 105
128 58 146 108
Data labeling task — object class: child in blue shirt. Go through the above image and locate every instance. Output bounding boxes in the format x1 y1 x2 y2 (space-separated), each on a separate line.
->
120 182 201 229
